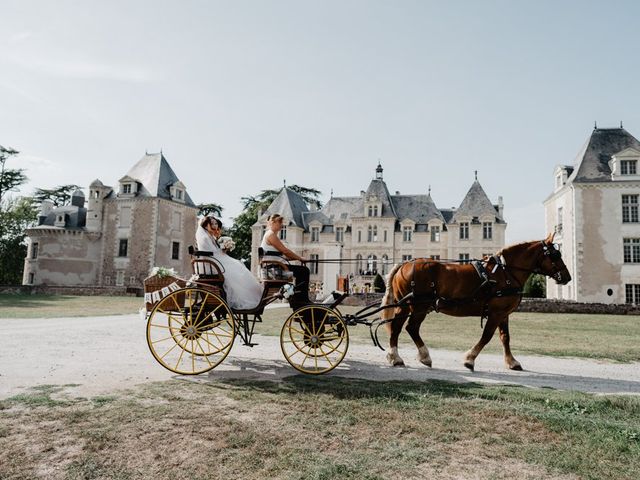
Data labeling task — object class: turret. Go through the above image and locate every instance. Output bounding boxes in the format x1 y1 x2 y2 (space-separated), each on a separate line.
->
87 179 109 232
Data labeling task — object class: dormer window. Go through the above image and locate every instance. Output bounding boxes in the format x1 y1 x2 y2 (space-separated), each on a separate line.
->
169 181 186 203
123 183 132 194
621 160 638 175
175 189 183 200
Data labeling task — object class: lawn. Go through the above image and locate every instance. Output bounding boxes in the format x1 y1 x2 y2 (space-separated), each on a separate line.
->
2 294 639 362
1 378 638 479
0 294 142 318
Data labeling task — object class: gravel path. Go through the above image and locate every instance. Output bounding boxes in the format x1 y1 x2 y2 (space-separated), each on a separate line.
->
2 310 639 399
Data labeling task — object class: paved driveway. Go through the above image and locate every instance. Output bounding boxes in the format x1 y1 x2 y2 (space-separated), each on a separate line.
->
2 311 639 399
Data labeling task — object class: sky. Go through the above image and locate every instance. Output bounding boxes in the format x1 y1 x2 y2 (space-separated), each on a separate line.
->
2 0 640 243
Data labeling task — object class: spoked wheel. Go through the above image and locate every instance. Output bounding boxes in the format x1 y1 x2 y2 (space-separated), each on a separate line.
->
280 305 349 374
146 287 236 375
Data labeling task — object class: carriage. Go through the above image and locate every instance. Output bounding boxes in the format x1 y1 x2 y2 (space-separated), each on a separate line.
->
144 246 359 375
145 234 571 375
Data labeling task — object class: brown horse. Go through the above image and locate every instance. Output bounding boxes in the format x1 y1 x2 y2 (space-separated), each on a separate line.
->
381 233 571 371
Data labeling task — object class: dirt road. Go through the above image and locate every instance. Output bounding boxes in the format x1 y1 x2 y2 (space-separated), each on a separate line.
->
2 310 639 399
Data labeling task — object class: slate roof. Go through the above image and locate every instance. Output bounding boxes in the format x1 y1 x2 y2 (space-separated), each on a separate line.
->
351 179 397 217
259 188 310 228
124 153 196 206
568 128 640 183
37 205 87 228
393 194 445 223
453 180 504 223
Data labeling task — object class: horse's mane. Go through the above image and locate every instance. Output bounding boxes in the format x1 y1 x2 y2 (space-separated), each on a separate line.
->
496 239 539 257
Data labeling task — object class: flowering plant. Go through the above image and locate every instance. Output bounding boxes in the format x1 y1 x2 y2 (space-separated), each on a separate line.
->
150 266 177 278
219 236 235 252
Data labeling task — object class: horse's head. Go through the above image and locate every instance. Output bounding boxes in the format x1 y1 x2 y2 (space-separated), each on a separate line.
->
535 232 571 285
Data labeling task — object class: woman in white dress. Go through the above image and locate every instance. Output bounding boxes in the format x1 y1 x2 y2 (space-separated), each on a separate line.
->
196 216 263 310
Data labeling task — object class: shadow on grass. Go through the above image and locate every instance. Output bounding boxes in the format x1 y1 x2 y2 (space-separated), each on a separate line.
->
0 294 72 309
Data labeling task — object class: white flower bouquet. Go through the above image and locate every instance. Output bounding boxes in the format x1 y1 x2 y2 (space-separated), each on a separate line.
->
150 266 177 278
219 236 235 252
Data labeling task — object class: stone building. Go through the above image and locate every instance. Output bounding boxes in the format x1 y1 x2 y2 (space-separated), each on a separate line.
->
544 126 640 304
23 153 198 288
251 164 506 292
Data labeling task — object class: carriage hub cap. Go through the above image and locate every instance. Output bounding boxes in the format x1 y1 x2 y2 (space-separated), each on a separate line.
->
185 326 196 336
310 335 319 346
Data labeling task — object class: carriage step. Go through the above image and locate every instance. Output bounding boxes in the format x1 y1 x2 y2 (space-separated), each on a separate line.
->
242 342 259 347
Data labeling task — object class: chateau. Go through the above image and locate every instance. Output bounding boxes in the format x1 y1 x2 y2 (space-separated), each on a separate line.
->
251 165 506 291
544 126 640 304
22 153 198 288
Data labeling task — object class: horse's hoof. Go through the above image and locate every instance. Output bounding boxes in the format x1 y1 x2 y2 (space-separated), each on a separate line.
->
463 362 474 371
386 353 405 367
509 364 523 371
418 357 432 368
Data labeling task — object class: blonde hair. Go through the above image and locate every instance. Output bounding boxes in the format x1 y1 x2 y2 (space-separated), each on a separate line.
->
267 213 283 223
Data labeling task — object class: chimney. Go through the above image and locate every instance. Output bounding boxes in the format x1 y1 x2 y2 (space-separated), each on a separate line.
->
395 191 400 195
498 196 503 217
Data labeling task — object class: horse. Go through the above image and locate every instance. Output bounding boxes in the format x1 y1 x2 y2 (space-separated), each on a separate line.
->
380 232 571 371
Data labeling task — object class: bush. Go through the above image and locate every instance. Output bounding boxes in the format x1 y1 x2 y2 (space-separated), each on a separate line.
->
523 273 546 298
373 273 386 293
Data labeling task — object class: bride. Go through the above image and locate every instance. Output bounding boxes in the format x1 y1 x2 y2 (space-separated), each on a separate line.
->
195 216 263 310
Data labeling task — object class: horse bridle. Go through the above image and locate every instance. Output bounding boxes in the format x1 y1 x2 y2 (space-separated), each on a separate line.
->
534 240 565 283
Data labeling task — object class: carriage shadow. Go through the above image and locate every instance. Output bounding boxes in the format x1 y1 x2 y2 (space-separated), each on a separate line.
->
178 356 640 396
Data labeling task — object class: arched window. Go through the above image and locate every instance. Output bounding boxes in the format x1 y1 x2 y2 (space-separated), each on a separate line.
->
373 205 378 217
356 254 363 274
367 225 378 242
382 254 389 275
367 254 377 274
368 205 373 217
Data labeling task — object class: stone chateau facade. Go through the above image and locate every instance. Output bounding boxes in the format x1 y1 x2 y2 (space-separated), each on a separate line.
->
545 126 640 304
251 165 506 291
23 153 198 288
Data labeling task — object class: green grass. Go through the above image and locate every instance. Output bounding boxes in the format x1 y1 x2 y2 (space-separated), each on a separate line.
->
0 294 142 318
258 305 640 362
2 294 639 362
1 379 638 479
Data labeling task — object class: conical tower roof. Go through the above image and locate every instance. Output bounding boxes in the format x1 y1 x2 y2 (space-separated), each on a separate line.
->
453 180 502 222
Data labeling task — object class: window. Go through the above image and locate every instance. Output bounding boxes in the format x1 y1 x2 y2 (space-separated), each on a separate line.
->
430 225 440 242
173 211 182 231
374 205 378 217
116 271 124 286
367 225 377 242
459 222 469 240
383 230 388 242
626 284 640 304
335 227 344 242
279 226 287 240
366 255 377 274
382 254 388 274
104 276 111 285
358 230 362 243
356 254 363 274
175 190 183 200
368 205 373 217
172 241 180 260
310 254 319 274
622 195 639 223
483 222 493 240
555 207 564 233
28 272 34 284
31 242 39 259
129 276 136 285
367 205 378 217
402 254 412 262
621 160 638 175
430 255 440 260
623 238 640 263
122 183 131 194
120 207 131 228
118 239 128 257
459 253 470 264
403 226 412 242
311 227 319 242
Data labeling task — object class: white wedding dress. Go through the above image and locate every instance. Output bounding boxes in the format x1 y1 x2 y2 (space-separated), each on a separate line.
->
195 226 263 310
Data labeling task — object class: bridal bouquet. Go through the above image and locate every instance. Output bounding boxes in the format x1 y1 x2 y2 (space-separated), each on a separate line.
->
219 236 236 252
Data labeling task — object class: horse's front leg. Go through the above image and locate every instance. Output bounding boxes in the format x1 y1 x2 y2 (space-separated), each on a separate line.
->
463 315 501 371
385 307 409 366
405 308 431 367
499 318 522 370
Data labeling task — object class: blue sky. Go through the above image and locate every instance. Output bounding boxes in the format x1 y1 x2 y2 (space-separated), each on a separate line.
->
2 0 640 242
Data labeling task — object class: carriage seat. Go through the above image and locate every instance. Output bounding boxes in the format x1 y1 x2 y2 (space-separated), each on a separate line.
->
258 247 294 283
188 245 225 286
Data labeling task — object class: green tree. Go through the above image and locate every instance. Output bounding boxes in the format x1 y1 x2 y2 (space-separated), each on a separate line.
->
373 273 386 293
197 202 223 217
0 146 38 284
522 273 546 298
33 184 82 206
228 185 322 266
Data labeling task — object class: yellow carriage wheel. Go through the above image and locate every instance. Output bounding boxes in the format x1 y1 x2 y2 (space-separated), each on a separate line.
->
280 305 349 375
146 287 236 375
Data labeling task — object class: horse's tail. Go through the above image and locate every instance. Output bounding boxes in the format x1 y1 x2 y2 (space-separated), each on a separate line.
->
380 263 403 321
